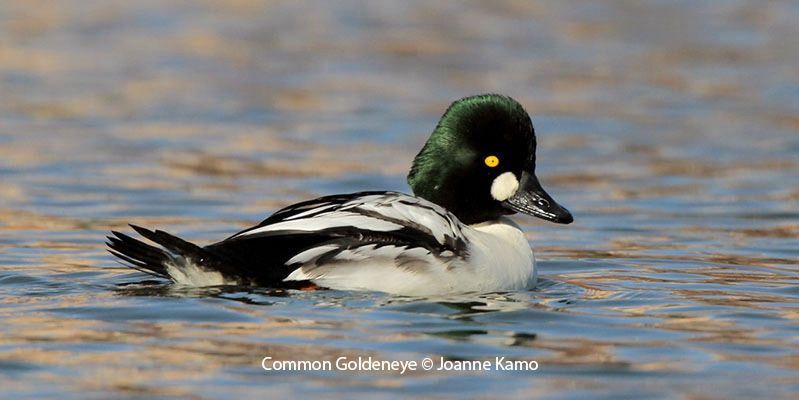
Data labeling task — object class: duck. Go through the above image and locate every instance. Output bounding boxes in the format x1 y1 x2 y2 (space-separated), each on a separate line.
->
107 94 573 296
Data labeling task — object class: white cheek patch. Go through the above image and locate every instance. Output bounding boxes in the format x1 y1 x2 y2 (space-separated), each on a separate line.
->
490 172 520 201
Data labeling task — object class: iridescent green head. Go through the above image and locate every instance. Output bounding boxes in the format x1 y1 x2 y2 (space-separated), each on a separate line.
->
408 94 572 225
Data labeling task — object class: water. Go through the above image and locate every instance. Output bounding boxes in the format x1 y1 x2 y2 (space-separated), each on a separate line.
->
1 1 798 398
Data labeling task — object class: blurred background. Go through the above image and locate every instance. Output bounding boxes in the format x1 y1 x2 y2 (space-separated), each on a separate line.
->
1 1 798 399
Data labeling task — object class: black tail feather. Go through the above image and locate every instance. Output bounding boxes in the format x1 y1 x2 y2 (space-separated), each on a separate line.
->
108 249 168 279
106 230 172 279
107 224 211 281
107 224 247 284
129 225 207 258
108 231 168 266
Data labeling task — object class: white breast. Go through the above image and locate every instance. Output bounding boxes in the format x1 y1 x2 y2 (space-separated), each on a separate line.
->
463 218 537 291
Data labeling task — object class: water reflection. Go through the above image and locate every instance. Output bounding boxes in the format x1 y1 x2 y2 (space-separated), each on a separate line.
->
2 0 798 398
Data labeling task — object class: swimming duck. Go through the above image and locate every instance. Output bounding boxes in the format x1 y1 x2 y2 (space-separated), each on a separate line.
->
107 94 573 296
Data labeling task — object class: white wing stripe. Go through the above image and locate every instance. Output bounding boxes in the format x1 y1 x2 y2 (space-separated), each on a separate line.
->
284 204 337 220
286 244 340 264
234 213 403 238
355 200 459 245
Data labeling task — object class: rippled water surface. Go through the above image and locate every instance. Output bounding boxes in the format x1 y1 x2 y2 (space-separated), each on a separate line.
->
2 1 798 398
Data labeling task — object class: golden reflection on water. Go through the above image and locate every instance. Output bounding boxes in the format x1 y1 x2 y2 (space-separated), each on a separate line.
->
1 0 798 398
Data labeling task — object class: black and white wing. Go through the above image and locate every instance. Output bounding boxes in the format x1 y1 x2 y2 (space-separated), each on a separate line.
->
204 191 469 285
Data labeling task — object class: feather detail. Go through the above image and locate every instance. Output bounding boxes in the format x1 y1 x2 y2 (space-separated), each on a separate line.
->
107 192 535 295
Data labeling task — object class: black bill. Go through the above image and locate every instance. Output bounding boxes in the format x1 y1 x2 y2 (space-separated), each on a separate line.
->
502 171 573 224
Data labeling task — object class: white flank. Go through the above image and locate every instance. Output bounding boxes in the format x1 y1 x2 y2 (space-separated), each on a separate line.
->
284 217 536 296
490 172 520 201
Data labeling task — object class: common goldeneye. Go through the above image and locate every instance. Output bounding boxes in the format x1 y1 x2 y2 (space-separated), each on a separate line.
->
107 94 573 295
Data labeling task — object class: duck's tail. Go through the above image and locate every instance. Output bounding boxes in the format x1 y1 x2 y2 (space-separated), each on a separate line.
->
106 225 237 286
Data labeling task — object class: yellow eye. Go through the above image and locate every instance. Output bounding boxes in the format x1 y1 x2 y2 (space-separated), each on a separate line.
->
484 155 500 168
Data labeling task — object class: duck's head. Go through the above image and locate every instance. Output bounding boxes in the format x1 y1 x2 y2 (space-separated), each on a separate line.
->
408 94 573 225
